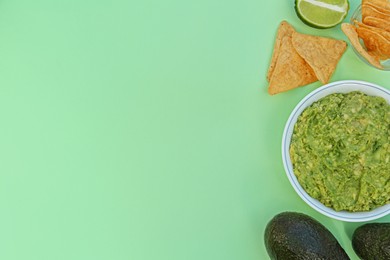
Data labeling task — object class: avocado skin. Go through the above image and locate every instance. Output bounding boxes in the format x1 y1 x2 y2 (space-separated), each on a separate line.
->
264 212 350 260
352 223 390 260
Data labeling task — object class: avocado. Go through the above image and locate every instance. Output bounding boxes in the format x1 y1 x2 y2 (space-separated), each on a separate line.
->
352 223 390 260
264 212 350 260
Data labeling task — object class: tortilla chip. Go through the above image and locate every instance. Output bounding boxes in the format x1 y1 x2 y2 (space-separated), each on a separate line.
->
341 23 383 69
364 4 390 16
362 4 390 21
266 21 296 82
364 16 390 32
362 0 390 11
291 32 347 84
268 36 317 95
357 27 390 59
354 20 390 41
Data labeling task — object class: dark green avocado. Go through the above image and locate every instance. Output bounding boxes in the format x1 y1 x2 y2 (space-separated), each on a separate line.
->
352 223 390 260
264 212 350 260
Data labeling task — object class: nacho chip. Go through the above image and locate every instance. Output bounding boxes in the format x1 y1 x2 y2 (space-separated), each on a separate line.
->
362 4 390 21
266 21 295 82
363 4 390 15
354 20 390 41
341 23 382 69
362 0 390 11
357 26 390 59
268 36 317 95
291 32 347 84
364 16 390 32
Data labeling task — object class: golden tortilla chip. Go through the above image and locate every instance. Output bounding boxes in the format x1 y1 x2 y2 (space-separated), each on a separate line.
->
341 23 382 69
364 16 390 32
266 21 296 82
357 27 390 59
268 36 317 95
362 0 390 11
362 4 390 21
364 4 390 15
291 32 347 84
354 20 390 41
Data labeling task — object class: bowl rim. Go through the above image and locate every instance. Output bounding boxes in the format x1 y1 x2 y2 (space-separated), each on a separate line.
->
282 80 390 222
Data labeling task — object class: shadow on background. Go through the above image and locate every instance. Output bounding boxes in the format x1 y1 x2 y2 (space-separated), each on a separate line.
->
343 222 362 240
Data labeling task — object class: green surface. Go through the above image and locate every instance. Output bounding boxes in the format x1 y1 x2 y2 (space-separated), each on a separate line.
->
0 0 388 259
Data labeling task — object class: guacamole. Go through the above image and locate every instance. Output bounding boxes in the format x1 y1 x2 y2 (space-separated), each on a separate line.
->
290 91 390 212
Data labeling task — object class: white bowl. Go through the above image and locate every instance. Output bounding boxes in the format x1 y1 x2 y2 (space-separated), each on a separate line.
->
282 80 390 222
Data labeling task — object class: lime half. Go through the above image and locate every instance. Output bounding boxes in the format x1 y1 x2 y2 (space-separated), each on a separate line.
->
295 0 349 29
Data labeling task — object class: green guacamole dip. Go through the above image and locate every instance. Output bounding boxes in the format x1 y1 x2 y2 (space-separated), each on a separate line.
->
290 91 390 212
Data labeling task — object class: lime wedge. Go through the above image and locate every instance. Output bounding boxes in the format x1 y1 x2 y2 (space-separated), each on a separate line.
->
295 0 349 29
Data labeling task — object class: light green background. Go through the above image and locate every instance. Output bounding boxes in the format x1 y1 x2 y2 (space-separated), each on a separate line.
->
0 0 388 259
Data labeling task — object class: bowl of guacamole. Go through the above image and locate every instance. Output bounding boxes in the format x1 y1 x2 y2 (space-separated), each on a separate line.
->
282 80 390 222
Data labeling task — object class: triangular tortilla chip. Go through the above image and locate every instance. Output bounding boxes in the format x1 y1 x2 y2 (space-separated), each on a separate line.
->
266 21 296 82
362 4 390 21
292 32 347 84
354 20 390 41
364 16 390 32
363 3 390 16
363 0 390 11
268 36 317 95
341 23 382 69
357 26 390 59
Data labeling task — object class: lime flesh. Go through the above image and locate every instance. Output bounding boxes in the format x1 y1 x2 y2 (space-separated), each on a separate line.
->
295 0 349 29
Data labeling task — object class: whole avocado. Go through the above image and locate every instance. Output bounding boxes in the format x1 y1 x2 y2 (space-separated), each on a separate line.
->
264 212 350 260
352 223 390 260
